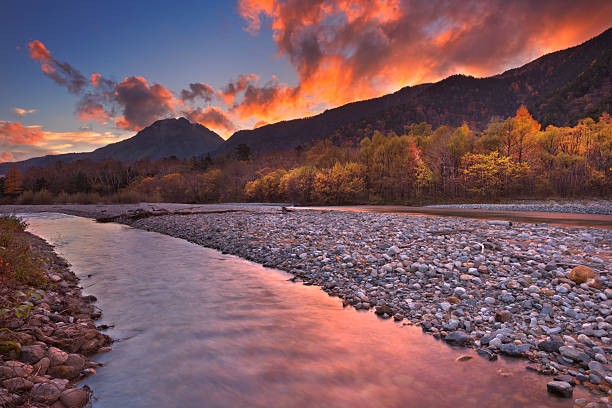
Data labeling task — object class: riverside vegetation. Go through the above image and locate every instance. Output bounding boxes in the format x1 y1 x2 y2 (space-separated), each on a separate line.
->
1 108 611 205
0 216 112 408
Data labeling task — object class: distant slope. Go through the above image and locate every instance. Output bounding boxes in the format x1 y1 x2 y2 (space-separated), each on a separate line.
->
1 117 224 172
220 27 612 154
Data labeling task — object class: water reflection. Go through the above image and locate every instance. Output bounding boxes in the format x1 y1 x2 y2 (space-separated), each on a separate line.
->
22 213 587 407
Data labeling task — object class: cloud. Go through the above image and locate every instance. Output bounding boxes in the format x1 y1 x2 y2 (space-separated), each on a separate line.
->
0 122 45 145
180 83 215 103
220 74 259 105
13 108 36 118
28 40 87 94
27 4 612 138
184 106 236 136
114 76 180 130
28 42 180 131
0 151 15 163
237 0 612 111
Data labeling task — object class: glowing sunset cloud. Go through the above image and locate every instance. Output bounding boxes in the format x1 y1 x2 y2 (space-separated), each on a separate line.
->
13 0 612 160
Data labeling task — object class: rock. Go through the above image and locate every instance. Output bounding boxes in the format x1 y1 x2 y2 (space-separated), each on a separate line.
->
577 334 594 346
387 246 400 256
559 346 590 363
374 305 394 316
0 341 21 360
500 343 530 357
489 338 502 349
32 382 62 404
20 344 46 364
60 388 88 408
48 347 68 367
0 361 33 379
2 377 34 393
65 354 86 372
446 296 461 304
33 357 51 376
48 365 81 380
553 375 576 386
444 331 473 346
538 340 562 353
546 381 573 398
569 265 595 284
439 302 451 312
495 310 512 322
476 348 498 361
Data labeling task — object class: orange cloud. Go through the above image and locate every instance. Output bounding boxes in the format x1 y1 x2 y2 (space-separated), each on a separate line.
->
0 122 45 145
91 73 102 87
184 106 236 137
28 40 52 62
236 0 612 124
0 151 15 163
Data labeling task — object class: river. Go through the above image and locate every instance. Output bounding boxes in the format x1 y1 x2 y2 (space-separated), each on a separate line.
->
22 213 587 407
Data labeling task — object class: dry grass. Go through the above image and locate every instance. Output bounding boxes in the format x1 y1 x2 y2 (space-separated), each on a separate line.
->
0 215 46 285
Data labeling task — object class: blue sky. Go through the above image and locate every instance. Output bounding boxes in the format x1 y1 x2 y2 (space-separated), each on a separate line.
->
1 0 611 161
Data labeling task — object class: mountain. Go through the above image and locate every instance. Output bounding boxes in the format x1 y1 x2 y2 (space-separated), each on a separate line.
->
220 27 612 154
2 117 223 172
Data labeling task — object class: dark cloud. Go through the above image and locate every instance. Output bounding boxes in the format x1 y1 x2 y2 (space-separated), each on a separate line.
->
184 106 236 134
180 83 215 102
29 40 87 94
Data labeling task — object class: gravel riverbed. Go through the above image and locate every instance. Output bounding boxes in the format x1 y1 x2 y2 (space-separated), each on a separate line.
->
428 200 612 215
127 208 612 404
2 203 612 404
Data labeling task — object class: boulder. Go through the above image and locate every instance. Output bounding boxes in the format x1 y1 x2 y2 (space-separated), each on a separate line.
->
444 331 473 346
48 347 68 367
48 365 81 380
32 382 62 404
559 346 590 363
20 344 46 364
546 381 573 398
2 377 34 393
60 388 88 408
0 361 33 379
569 266 595 284
33 357 51 376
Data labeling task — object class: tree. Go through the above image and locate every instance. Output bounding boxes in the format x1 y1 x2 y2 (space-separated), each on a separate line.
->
235 144 251 161
3 164 23 196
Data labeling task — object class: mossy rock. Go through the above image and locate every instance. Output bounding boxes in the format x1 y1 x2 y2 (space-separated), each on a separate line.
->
0 340 21 359
48 364 80 380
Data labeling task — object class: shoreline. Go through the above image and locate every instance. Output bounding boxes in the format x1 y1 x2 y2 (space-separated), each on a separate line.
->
0 228 112 407
3 203 612 404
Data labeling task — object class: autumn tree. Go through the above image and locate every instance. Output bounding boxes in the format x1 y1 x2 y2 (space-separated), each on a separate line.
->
3 164 23 196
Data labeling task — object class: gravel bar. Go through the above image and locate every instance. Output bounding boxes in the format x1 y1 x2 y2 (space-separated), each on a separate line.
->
428 200 612 215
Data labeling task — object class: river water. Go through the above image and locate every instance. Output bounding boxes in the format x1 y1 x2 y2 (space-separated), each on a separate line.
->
22 213 587 407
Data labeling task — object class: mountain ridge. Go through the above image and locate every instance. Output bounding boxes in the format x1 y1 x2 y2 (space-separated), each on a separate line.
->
3 27 611 170
1 117 223 172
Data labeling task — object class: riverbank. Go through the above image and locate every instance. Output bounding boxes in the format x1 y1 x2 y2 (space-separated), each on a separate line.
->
2 203 612 403
428 200 612 215
0 218 112 407
124 208 612 403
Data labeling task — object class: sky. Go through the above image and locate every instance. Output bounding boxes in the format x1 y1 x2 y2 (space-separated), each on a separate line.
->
1 0 611 162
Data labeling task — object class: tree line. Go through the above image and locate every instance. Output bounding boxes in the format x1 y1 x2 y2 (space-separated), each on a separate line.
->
2 107 611 205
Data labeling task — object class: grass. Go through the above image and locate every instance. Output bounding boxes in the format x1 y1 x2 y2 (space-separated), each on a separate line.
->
0 215 46 286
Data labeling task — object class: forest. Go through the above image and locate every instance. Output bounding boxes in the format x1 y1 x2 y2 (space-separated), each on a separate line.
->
1 107 611 205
